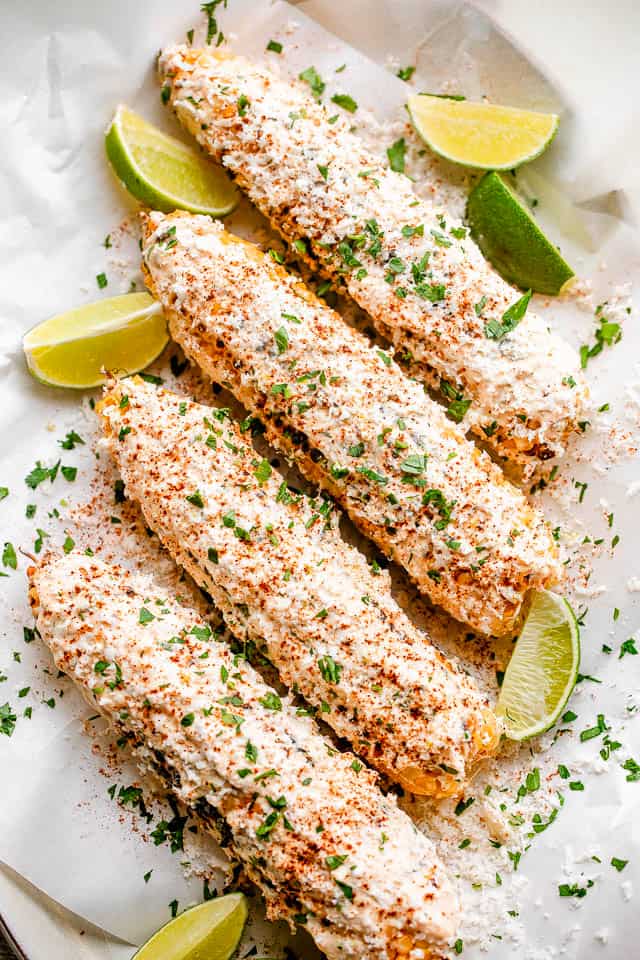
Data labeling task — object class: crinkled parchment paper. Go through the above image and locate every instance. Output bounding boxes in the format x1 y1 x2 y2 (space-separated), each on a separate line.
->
0 0 639 957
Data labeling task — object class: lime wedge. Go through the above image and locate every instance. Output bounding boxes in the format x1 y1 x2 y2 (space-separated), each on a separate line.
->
23 293 168 389
497 590 580 741
105 105 239 216
133 892 248 960
467 172 574 294
407 94 559 170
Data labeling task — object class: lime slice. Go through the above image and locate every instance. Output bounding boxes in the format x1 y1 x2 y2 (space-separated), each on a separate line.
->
23 293 168 389
133 892 248 960
467 172 574 294
497 590 580 741
407 94 559 170
105 105 239 216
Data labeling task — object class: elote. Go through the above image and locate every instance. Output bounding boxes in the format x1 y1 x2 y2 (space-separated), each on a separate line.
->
100 377 498 797
157 46 588 468
141 210 560 638
29 553 459 960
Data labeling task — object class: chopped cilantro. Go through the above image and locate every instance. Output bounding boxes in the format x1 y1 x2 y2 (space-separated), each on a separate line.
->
559 882 591 898
331 93 357 113
2 542 17 570
138 607 155 625
454 796 475 815
580 309 622 368
335 880 353 900
484 290 532 340
415 282 446 302
579 713 608 742
271 383 292 398
386 137 406 173
401 223 424 238
25 460 58 489
259 692 282 711
619 638 637 658
474 296 487 316
254 459 272 485
396 66 415 81
299 66 325 99
422 488 455 529
326 854 347 870
356 465 388 485
0 703 16 737
59 430 84 450
317 655 342 684
201 0 226 45
430 229 452 248
400 453 428 476
274 325 289 353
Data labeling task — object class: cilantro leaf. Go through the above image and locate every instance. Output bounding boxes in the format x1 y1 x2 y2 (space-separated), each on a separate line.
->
331 93 358 113
299 66 325 99
386 137 406 173
484 290 532 341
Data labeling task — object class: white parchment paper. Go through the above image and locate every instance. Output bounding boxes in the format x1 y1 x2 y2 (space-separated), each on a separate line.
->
1 0 639 956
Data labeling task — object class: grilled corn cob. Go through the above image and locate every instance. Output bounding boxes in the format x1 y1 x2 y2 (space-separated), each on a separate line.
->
100 377 498 797
141 210 560 637
157 46 587 468
29 553 458 960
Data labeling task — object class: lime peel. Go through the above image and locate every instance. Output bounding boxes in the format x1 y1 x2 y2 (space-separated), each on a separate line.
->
105 104 239 216
23 292 168 389
407 94 559 171
133 891 248 960
497 590 580 741
467 172 574 295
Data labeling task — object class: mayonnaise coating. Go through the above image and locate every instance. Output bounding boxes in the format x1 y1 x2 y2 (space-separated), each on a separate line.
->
30 553 459 960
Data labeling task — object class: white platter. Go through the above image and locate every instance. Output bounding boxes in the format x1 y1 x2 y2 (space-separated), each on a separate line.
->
1 1 639 958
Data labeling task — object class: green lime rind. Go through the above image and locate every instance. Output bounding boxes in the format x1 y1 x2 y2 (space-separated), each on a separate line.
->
105 106 239 217
467 172 574 294
497 590 580 742
133 892 248 960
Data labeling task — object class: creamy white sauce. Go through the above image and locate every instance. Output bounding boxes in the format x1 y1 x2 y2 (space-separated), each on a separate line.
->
31 553 458 959
157 46 587 467
100 378 497 794
141 211 561 638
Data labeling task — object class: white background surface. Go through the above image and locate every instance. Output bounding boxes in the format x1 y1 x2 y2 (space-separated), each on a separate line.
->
1 1 639 958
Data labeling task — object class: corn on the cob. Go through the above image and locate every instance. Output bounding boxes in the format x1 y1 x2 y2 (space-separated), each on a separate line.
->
157 46 587 468
141 210 560 637
29 553 458 960
100 377 498 797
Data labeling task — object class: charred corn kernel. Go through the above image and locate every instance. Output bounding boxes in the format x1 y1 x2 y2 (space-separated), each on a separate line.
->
100 377 498 795
141 210 560 637
157 46 587 468
30 553 457 960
